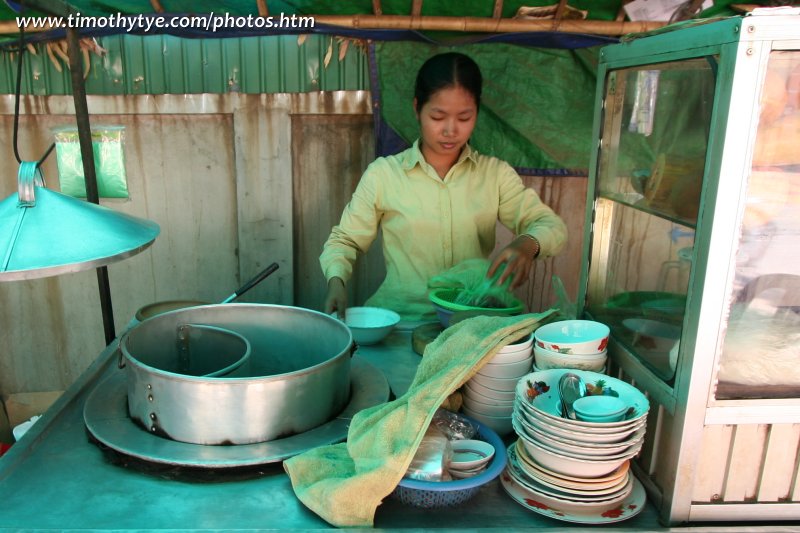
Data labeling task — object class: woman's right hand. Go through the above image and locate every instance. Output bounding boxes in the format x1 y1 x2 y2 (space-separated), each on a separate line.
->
324 277 348 319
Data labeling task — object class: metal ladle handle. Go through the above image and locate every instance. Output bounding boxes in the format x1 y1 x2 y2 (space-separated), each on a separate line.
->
221 262 279 303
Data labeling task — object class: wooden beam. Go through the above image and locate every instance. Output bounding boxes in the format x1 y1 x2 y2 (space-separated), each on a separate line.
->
492 0 503 19
372 0 382 16
311 15 666 36
256 0 269 17
149 0 164 13
411 0 423 17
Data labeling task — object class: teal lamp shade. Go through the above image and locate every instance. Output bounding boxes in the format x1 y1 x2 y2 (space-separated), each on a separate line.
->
0 162 159 281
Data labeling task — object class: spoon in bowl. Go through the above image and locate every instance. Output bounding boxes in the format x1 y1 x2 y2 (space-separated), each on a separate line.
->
558 372 587 420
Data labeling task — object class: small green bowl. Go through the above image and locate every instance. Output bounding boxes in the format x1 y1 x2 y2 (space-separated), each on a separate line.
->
573 395 628 423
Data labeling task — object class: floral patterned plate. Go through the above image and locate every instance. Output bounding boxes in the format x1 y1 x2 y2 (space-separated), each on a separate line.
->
500 466 646 524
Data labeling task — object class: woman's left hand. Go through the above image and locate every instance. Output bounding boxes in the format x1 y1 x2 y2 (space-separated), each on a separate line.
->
487 235 540 289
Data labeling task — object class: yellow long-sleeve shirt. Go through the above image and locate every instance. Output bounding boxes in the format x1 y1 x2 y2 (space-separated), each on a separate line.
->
320 141 568 321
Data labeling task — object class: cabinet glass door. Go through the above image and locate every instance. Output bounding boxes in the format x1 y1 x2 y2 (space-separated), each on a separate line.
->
716 50 800 399
586 58 716 382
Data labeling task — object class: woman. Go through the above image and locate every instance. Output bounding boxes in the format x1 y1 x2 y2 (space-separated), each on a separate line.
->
321 52 567 322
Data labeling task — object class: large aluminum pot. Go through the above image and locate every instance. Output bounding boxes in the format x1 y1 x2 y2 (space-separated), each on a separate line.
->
120 304 354 445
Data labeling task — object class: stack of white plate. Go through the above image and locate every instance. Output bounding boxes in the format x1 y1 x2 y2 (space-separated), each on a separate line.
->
461 334 533 436
501 368 650 522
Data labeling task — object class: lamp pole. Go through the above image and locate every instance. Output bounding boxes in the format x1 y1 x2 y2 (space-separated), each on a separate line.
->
66 27 116 345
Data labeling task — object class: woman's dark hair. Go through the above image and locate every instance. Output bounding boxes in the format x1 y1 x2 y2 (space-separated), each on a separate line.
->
414 52 482 113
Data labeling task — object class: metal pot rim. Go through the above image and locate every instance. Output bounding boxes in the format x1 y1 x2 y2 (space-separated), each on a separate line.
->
120 323 252 381
121 303 354 383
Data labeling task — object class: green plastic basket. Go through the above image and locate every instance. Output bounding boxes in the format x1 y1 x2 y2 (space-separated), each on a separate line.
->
429 287 525 327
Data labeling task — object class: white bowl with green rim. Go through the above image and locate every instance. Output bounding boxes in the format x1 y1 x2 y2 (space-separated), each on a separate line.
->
533 320 610 355
512 411 644 456
515 405 647 444
515 369 649 428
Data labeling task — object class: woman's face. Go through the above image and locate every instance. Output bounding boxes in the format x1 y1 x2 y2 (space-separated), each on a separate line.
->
416 84 477 163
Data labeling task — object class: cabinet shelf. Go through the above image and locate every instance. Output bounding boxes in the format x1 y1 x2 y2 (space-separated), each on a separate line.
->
598 191 697 229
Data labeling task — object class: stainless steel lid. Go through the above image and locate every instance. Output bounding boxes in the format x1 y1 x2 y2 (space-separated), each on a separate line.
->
0 162 160 281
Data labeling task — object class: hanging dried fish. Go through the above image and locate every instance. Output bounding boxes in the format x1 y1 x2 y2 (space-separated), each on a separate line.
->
82 48 90 79
52 40 70 69
323 37 333 68
41 37 108 77
335 36 368 61
46 43 62 72
80 37 108 56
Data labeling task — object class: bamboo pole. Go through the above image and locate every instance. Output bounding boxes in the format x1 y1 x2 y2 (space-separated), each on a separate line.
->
0 13 668 38
554 0 569 22
372 0 382 16
0 20 52 33
149 0 164 13
256 0 269 17
411 0 423 17
492 0 503 19
552 0 568 31
312 15 666 36
616 0 632 22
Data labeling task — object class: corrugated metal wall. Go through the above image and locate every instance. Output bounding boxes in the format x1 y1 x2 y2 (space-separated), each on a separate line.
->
0 33 370 95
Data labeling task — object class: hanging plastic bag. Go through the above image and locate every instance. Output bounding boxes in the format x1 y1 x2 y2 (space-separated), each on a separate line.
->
551 275 578 320
404 424 453 482
430 408 477 441
54 125 129 199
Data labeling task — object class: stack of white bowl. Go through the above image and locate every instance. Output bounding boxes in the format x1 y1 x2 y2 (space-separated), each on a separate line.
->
461 334 533 436
533 320 609 372
503 368 649 516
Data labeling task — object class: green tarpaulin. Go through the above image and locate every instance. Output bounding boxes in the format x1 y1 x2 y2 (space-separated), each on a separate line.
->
376 41 601 172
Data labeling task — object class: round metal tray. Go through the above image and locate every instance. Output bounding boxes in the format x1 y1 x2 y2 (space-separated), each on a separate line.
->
83 356 389 468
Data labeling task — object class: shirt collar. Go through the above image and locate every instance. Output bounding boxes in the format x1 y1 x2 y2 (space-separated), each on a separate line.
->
401 140 478 171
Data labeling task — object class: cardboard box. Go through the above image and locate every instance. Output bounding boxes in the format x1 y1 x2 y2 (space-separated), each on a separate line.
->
3 391 64 429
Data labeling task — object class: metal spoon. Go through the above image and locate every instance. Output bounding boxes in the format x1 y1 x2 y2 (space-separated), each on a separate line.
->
558 372 587 420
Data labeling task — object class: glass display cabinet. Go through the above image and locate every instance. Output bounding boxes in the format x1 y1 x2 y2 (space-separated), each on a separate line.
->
579 13 800 524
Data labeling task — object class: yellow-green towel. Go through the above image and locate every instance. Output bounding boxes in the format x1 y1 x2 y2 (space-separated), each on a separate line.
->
283 311 553 527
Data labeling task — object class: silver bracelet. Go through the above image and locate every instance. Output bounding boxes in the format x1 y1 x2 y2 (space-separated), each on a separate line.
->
518 234 541 259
